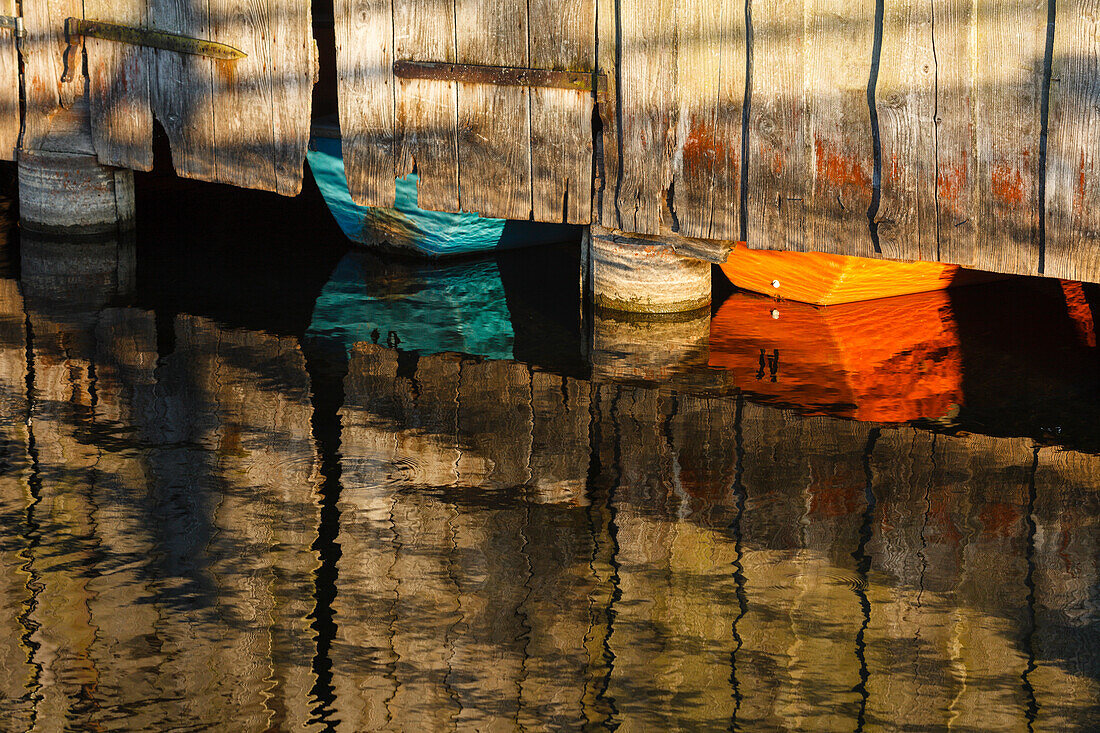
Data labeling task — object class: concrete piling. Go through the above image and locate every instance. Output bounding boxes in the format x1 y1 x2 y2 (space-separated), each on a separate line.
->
16 95 135 236
582 226 712 315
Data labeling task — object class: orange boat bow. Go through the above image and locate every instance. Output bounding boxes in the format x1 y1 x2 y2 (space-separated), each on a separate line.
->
719 243 998 305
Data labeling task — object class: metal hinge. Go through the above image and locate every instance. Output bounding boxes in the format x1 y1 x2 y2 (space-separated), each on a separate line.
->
394 60 608 100
0 16 26 50
62 17 247 82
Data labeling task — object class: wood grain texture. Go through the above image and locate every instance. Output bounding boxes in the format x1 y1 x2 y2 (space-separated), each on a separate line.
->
746 0 808 252
0 0 18 160
594 0 618 227
21 0 86 152
874 0 938 261
334 0 396 207
971 0 1045 275
1044 0 1100 281
672 0 744 241
394 0 460 212
84 0 153 171
529 0 595 224
270 0 315 195
609 0 677 234
805 0 876 256
932 0 978 265
208 0 277 191
455 0 532 220
151 0 217 180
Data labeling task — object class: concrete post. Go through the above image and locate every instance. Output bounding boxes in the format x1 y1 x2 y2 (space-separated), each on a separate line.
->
582 225 712 314
16 96 135 236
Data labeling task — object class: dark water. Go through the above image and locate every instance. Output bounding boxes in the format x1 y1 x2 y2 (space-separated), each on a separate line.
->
0 169 1098 731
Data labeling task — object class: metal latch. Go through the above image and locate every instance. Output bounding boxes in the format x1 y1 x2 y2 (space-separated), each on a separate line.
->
394 60 608 100
62 17 247 82
0 16 26 50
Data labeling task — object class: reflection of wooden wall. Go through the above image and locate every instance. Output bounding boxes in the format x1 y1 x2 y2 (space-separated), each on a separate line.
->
336 345 1100 728
0 272 325 730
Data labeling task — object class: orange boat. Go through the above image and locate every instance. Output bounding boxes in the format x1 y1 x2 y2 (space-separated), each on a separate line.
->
709 289 964 422
719 243 998 305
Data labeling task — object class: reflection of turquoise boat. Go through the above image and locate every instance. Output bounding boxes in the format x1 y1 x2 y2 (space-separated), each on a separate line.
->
306 251 516 361
307 126 580 258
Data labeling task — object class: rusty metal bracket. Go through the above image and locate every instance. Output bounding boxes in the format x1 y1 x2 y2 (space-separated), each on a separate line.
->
0 16 25 50
394 60 607 99
62 17 246 82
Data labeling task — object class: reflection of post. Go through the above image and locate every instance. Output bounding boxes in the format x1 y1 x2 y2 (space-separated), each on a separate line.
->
19 230 137 311
590 308 710 382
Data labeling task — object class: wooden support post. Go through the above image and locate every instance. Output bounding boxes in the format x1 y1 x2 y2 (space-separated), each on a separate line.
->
16 93 136 236
582 225 713 314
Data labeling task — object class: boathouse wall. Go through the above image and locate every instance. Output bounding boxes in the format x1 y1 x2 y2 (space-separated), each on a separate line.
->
0 1 1097 282
15 0 316 195
335 0 1100 283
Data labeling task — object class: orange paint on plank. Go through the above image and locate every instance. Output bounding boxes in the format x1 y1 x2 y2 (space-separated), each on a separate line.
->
814 138 870 193
1074 150 1088 216
937 158 968 207
991 163 1026 206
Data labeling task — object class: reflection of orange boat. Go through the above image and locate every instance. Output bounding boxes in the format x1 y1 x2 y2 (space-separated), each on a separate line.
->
719 243 997 305
709 289 963 422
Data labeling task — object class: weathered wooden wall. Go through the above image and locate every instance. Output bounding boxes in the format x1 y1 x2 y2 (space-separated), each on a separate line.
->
0 0 18 160
334 0 596 222
19 0 315 194
336 0 1099 282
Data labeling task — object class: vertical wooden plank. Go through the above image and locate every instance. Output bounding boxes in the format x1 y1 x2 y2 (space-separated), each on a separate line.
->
454 0 532 220
207 0 277 191
671 0 744 241
874 0 938 261
971 0 1046 275
746 0 808 252
22 0 87 152
933 0 978 266
84 0 154 171
0 0 19 160
529 0 595 224
595 0 620 227
611 0 676 234
393 0 460 212
805 0 876 256
151 0 217 181
270 0 315 196
1044 0 1100 281
334 0 396 207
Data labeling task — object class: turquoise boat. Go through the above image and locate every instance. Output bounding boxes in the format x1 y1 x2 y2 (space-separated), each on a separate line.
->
306 126 580 258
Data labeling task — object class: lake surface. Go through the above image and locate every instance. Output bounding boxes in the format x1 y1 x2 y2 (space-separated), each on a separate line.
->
0 170 1098 730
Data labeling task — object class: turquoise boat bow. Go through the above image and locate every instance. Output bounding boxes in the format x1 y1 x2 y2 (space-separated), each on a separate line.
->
307 133 580 258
